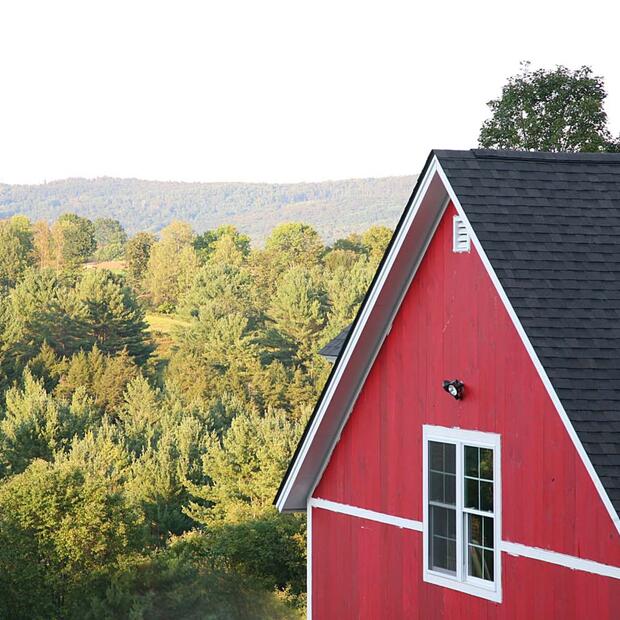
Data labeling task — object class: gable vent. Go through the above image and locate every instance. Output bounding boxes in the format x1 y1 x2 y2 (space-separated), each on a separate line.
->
453 216 470 253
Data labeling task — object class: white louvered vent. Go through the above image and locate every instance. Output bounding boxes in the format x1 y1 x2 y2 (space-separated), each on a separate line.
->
453 216 470 253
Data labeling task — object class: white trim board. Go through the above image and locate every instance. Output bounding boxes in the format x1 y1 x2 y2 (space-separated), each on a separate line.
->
310 497 620 580
309 497 423 531
435 161 620 535
306 498 312 620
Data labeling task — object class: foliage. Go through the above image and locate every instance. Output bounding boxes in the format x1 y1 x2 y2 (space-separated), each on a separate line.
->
0 176 412 243
0 459 145 619
125 232 155 293
479 63 620 152
56 213 97 268
0 215 35 288
145 221 198 310
93 218 127 261
0 211 392 618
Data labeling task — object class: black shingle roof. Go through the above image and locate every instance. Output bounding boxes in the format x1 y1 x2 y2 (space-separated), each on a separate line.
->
319 326 351 359
437 149 620 514
321 149 620 516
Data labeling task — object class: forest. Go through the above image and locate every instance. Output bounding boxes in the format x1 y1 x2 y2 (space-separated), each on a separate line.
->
0 212 392 619
0 176 412 243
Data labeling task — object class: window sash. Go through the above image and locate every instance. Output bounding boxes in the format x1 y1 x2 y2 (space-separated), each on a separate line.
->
423 427 500 600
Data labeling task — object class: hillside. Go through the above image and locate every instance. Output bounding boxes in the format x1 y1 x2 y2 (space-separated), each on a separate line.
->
0 175 417 243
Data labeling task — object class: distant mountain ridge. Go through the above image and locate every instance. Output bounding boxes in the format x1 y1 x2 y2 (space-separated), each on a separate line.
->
0 176 416 243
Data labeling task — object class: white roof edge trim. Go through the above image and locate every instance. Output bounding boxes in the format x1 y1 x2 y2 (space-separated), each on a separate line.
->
276 156 443 512
306 195 450 503
434 161 620 535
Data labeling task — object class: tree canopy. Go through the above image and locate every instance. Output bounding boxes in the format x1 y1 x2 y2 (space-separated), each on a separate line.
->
479 63 620 152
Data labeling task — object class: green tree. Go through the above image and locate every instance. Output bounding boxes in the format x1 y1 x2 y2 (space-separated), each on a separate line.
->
361 225 392 266
267 265 327 367
0 370 94 477
0 459 145 619
194 225 251 262
0 216 35 288
125 231 156 293
145 221 198 310
92 217 127 261
479 63 620 152
186 407 305 525
75 269 154 364
54 347 140 416
54 213 97 268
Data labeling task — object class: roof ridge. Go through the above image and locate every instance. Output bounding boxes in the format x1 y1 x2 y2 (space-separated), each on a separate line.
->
471 149 620 163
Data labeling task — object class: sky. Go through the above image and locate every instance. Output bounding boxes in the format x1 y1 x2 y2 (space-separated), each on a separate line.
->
1 0 619 185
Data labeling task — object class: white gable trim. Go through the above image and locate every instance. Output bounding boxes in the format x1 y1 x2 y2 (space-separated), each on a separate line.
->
276 156 446 512
435 162 620 535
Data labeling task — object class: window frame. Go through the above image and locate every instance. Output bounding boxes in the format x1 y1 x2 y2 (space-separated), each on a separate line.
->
423 425 502 603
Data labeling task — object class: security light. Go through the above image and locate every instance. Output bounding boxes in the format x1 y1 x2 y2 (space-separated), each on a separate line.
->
443 379 464 400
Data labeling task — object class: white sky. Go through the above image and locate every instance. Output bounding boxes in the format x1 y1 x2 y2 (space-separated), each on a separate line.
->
1 0 619 185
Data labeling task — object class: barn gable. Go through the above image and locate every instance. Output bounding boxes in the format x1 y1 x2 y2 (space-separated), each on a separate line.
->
276 149 620 537
313 201 620 565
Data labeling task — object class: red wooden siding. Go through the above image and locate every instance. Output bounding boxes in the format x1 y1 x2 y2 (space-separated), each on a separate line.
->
312 507 620 620
311 203 620 616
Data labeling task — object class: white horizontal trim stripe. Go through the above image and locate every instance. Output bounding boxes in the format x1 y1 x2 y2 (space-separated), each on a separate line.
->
501 540 620 580
311 498 620 580
309 497 423 531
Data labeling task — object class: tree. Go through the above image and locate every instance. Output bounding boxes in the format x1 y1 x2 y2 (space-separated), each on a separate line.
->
92 218 127 261
0 459 145 619
267 265 327 367
0 370 94 477
75 269 154 364
53 213 97 268
125 231 156 292
0 216 35 288
145 221 197 310
194 225 251 262
361 225 392 266
479 63 620 152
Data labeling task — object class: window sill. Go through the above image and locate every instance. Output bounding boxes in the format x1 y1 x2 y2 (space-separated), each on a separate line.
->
423 569 502 603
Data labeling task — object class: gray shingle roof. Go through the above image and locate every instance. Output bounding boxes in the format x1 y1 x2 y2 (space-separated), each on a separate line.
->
319 326 351 359
437 149 620 514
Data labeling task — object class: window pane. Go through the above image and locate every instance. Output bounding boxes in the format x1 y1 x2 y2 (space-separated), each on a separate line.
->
430 505 456 574
444 473 456 506
444 443 456 474
479 448 493 480
465 445 478 477
430 441 444 471
432 504 447 537
468 514 482 545
484 549 494 581
447 540 456 572
465 477 479 509
483 516 494 549
468 545 483 579
480 480 493 512
431 505 456 540
430 472 444 503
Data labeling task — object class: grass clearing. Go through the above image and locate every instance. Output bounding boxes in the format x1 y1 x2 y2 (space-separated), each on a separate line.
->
145 313 190 362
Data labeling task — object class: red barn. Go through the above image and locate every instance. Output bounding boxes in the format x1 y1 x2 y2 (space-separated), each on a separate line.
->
276 150 620 618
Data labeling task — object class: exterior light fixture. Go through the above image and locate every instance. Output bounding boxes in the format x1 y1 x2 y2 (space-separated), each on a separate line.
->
443 379 464 400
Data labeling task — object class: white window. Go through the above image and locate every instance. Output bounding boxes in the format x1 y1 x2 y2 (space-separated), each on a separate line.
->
423 425 502 602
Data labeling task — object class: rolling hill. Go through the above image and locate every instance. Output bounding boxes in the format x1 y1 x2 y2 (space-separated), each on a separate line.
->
0 175 416 243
